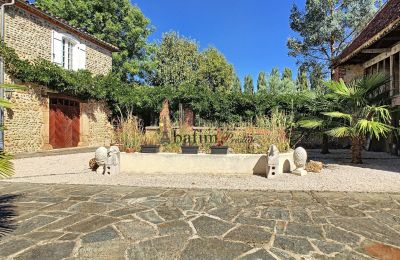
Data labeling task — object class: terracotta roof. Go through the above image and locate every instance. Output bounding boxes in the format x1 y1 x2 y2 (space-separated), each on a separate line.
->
334 0 400 66
14 0 119 52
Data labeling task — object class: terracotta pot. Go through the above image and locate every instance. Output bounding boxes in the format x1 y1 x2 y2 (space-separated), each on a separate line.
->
125 147 135 153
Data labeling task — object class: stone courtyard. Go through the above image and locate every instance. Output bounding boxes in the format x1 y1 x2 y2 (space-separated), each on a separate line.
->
0 182 399 259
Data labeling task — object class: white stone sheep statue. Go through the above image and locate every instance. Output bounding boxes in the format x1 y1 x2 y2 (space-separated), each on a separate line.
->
267 145 279 179
95 146 120 175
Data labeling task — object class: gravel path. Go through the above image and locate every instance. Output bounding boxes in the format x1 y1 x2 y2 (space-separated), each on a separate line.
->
2 150 400 193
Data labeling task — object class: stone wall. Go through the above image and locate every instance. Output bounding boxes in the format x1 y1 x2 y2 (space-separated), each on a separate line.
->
4 5 112 75
3 86 113 154
4 87 46 154
334 64 364 83
81 100 114 147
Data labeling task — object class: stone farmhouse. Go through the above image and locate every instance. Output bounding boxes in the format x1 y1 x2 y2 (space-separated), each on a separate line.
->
333 0 400 154
0 0 119 154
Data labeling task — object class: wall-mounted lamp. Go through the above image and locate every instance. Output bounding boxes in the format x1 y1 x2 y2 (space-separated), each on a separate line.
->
4 88 14 100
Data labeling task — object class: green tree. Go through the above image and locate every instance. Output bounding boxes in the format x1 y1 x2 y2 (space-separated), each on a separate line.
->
198 47 235 92
282 68 293 81
268 68 281 94
310 64 325 91
296 67 309 91
35 0 153 81
301 74 393 164
244 75 254 94
149 32 200 88
281 67 296 93
257 72 267 92
232 75 242 93
288 0 378 78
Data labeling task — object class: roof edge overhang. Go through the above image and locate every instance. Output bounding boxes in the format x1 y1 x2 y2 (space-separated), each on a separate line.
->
333 17 400 67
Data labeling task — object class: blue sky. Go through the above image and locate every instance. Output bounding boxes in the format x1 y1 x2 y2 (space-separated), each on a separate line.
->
132 0 306 83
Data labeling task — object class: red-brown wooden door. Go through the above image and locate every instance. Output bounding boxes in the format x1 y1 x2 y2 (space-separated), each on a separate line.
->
49 98 80 149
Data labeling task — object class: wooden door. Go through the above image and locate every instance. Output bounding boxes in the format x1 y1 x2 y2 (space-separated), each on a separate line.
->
49 98 80 149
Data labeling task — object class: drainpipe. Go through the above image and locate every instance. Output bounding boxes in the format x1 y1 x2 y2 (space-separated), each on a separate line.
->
0 0 15 151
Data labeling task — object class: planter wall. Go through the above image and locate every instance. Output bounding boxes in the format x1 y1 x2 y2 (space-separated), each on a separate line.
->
121 151 295 176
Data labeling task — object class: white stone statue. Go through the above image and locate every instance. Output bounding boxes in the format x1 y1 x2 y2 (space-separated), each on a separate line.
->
95 146 120 175
293 147 308 176
105 146 120 175
267 145 279 179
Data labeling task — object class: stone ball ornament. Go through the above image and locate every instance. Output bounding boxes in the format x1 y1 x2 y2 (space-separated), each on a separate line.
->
293 147 308 176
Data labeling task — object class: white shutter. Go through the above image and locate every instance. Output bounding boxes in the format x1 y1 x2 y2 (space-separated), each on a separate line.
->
52 31 63 66
73 43 86 71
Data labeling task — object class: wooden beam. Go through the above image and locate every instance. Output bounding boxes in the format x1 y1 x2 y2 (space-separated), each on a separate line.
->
361 48 391 54
382 36 400 41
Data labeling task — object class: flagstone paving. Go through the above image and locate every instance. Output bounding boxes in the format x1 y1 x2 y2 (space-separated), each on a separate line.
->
0 182 399 259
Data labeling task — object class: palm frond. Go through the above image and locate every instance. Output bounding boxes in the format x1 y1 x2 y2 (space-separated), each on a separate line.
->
322 112 352 122
324 79 350 97
356 73 389 96
363 105 391 123
0 98 13 109
356 119 392 140
298 119 324 129
0 153 14 179
326 127 352 138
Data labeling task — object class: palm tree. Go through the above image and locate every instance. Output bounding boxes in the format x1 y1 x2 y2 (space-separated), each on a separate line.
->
0 84 24 178
300 74 393 164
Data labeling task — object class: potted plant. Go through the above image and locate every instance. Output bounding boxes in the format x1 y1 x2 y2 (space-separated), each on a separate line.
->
181 139 199 154
140 132 160 153
211 128 229 154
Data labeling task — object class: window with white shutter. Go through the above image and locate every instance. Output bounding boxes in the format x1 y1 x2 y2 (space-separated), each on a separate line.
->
52 30 86 71
52 31 63 66
73 43 87 71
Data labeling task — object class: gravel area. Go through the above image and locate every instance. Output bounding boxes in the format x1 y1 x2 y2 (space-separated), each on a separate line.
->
2 149 400 193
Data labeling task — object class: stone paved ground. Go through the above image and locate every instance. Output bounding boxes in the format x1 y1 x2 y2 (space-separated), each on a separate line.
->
0 182 399 259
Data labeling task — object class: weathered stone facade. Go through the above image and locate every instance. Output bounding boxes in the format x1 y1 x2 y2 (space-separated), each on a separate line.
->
4 86 114 154
4 86 46 154
4 5 113 74
334 64 364 82
2 2 116 154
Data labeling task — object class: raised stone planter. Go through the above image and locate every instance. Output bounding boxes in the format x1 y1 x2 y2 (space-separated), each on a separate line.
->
121 151 295 176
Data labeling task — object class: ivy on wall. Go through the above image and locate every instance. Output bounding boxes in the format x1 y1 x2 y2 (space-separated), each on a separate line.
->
0 41 118 100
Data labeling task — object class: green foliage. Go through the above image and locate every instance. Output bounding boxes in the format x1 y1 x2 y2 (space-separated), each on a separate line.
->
303 73 393 163
257 72 267 92
310 64 325 91
282 68 293 80
296 67 309 91
198 47 235 92
35 0 153 81
148 32 235 93
232 75 242 93
148 32 200 88
268 68 280 94
244 75 254 94
288 0 378 77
